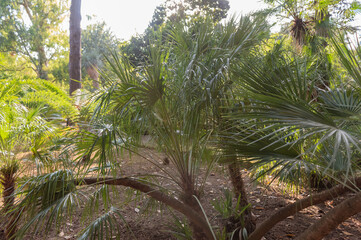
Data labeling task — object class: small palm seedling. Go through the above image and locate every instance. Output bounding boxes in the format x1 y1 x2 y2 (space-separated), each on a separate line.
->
212 189 251 240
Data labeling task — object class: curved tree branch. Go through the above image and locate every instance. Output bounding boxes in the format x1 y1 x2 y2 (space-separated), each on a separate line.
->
22 0 33 22
249 177 361 240
78 177 214 239
295 190 361 240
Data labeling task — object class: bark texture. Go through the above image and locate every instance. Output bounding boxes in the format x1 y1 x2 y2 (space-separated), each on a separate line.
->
0 167 17 240
180 185 209 240
249 177 361 240
69 0 82 95
295 191 361 240
37 46 48 80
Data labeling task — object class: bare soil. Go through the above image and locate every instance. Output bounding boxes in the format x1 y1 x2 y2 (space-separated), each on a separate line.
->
0 148 360 240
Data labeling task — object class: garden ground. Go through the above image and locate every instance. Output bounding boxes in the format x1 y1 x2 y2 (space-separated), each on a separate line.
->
0 147 360 240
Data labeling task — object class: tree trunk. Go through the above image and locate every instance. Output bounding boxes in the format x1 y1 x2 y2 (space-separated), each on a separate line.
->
181 188 209 240
69 0 82 95
228 162 256 239
296 191 361 240
86 65 99 89
37 46 48 80
249 177 361 240
0 166 18 240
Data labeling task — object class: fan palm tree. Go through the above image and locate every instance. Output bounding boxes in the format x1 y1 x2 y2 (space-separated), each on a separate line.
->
12 15 269 240
222 33 361 240
0 104 55 239
0 79 74 239
0 105 21 240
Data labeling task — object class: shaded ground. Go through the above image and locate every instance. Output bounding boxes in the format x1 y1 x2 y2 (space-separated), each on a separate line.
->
0 147 360 239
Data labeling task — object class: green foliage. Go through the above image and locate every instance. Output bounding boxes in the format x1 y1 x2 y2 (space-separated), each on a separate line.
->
263 0 361 49
0 77 76 179
0 78 77 118
166 0 230 22
212 189 250 220
6 4 361 239
120 5 168 66
212 190 251 240
0 0 68 79
15 170 78 238
82 21 119 69
184 0 230 21
78 207 128 240
168 215 194 240
121 0 232 66
221 33 361 187
48 56 69 85
10 15 269 239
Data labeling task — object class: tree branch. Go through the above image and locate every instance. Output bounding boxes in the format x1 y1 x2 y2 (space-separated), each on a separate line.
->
248 177 361 240
22 0 33 22
77 177 214 239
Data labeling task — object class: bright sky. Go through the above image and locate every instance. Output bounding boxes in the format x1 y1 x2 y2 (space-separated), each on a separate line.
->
81 0 267 40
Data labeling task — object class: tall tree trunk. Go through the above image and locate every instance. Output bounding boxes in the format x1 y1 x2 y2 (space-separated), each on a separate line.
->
228 161 256 239
69 0 82 95
86 65 99 89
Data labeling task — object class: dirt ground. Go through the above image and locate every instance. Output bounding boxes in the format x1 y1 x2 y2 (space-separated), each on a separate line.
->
0 148 360 240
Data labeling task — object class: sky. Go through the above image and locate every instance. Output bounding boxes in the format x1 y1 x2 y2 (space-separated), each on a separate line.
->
81 0 267 40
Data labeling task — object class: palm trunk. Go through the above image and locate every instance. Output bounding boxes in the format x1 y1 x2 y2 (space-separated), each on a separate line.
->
180 182 209 240
249 177 361 240
0 164 18 240
296 191 361 240
228 161 256 239
81 177 214 239
86 65 99 89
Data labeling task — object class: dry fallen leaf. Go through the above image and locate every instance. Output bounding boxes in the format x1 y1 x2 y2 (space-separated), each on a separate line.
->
325 200 334 208
342 231 353 236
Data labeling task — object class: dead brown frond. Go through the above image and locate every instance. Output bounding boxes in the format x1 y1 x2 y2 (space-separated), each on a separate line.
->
290 16 310 47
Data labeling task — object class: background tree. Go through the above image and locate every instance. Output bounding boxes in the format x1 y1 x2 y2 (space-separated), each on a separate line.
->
121 0 230 67
184 0 230 21
263 0 361 47
69 0 82 95
0 0 68 79
165 0 230 22
121 4 167 66
81 21 119 89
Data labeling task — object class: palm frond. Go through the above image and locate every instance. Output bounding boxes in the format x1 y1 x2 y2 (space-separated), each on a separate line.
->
78 206 132 240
